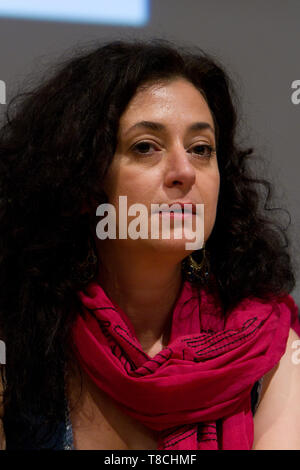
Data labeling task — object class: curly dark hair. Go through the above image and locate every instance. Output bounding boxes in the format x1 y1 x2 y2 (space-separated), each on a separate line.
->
0 38 296 449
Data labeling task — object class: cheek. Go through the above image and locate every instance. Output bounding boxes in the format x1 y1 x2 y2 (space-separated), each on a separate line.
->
106 163 156 207
103 162 130 202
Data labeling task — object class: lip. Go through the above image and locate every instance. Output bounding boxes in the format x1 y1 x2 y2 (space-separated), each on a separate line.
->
157 202 197 215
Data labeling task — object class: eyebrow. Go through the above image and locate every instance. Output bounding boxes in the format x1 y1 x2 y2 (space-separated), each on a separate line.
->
124 120 215 135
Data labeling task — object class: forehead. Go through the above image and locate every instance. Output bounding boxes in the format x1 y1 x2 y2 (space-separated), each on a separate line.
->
119 78 215 130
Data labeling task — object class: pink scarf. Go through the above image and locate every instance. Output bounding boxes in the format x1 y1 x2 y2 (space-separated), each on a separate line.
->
71 279 300 450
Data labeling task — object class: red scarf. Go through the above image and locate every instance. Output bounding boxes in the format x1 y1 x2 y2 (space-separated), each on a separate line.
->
72 279 299 450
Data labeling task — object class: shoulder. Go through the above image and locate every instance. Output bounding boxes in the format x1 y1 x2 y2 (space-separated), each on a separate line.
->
253 328 300 449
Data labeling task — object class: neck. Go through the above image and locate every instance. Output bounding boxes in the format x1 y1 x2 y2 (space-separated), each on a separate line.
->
97 243 184 356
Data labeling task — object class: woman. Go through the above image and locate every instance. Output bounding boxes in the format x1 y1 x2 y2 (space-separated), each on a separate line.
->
0 39 299 450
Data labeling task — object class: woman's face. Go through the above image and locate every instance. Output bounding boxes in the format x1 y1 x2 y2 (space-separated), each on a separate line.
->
101 77 220 260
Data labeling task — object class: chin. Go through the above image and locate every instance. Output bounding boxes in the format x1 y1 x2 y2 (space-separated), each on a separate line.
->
144 238 201 257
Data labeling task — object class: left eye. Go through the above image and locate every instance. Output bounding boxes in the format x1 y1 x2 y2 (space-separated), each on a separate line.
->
189 145 214 157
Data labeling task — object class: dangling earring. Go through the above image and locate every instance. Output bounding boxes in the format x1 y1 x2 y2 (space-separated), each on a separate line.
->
182 243 210 283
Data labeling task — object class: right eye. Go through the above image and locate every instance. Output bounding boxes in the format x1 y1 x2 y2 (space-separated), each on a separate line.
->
131 141 158 155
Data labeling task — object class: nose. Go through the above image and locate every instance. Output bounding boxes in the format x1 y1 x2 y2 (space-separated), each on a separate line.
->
163 144 196 189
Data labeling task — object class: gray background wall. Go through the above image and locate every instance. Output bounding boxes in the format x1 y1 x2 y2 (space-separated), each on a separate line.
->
0 0 299 303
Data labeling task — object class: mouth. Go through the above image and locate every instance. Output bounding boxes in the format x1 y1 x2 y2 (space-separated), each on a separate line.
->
159 211 194 218
157 202 197 215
